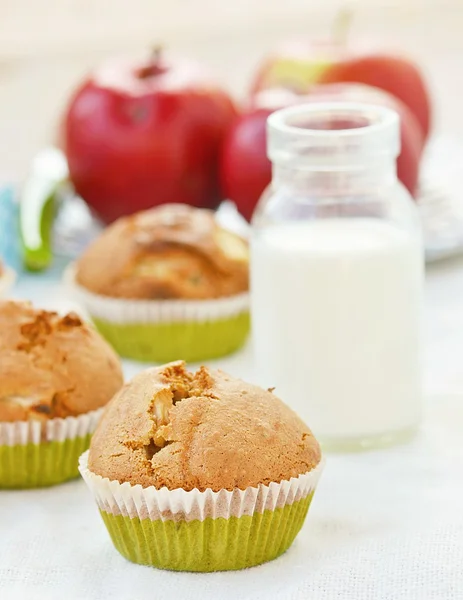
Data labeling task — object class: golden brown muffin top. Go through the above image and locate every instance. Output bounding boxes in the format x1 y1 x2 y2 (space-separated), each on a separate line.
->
0 300 124 422
88 361 321 492
75 204 249 300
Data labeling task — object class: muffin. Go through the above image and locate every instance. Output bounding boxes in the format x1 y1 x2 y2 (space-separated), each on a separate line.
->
79 361 323 572
68 204 250 362
0 259 15 297
0 300 124 488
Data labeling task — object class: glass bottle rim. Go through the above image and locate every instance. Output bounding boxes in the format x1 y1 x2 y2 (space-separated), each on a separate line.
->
267 102 400 168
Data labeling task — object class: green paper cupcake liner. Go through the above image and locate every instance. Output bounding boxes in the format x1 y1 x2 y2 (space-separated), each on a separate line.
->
79 451 324 572
65 266 250 362
99 493 313 571
0 409 102 489
91 312 250 362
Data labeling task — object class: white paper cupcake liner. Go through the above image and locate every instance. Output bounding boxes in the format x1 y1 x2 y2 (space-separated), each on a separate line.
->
0 266 16 297
79 451 324 523
64 264 249 324
0 408 103 447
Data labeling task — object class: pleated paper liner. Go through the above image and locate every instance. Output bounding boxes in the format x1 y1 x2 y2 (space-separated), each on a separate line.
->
0 266 16 298
79 452 324 572
65 265 250 362
0 409 102 489
91 313 250 362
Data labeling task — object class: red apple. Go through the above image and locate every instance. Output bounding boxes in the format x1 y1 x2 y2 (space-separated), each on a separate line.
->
220 84 424 221
251 41 432 139
62 50 238 223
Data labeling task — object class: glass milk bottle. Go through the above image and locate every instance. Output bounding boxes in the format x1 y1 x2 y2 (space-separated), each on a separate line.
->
251 102 424 451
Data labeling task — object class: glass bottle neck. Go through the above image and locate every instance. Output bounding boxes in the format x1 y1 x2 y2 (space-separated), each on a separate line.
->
272 161 397 195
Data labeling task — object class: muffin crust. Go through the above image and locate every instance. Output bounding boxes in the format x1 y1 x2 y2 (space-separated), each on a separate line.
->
88 361 321 492
75 204 249 300
0 301 124 422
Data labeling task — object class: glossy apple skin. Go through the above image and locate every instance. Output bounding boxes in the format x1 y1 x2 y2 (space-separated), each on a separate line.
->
220 108 272 222
220 84 424 222
63 57 237 223
251 43 432 139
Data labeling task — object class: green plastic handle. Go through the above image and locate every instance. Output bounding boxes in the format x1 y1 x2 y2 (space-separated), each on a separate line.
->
19 148 68 272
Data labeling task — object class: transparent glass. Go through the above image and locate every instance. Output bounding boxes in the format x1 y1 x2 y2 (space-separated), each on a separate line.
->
250 103 424 452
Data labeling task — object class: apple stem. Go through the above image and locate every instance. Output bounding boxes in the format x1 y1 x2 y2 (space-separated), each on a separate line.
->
332 4 354 47
137 45 166 78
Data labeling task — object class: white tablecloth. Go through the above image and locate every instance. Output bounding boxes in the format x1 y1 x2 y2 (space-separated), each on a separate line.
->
2 267 463 599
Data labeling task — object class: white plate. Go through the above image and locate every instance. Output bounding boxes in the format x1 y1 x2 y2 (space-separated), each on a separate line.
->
419 134 463 262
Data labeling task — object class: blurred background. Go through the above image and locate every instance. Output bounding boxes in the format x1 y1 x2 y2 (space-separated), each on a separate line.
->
2 0 463 395
0 0 462 181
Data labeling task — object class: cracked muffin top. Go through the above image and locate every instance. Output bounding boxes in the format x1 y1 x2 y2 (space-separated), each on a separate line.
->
0 300 124 422
88 361 321 492
75 204 249 300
